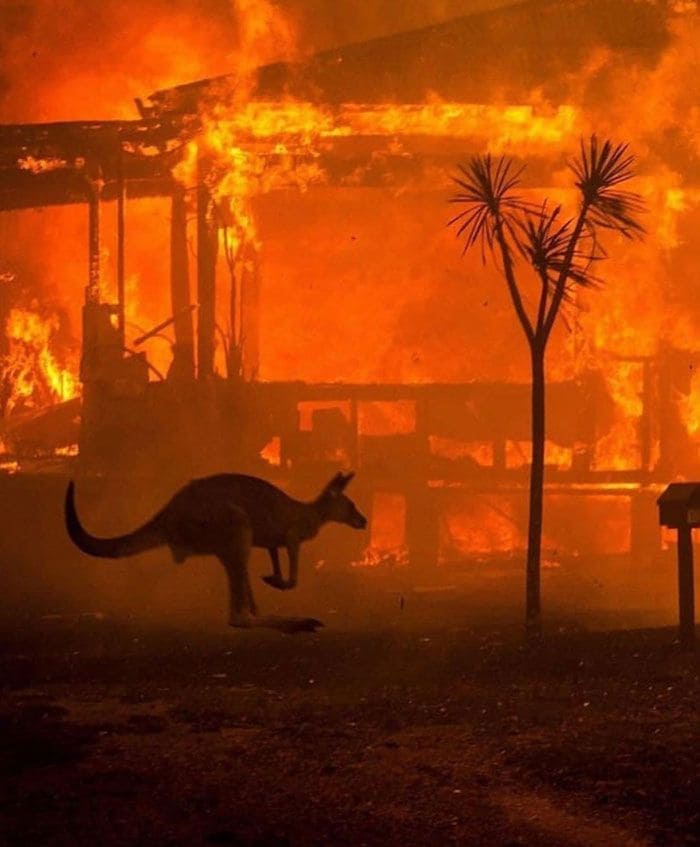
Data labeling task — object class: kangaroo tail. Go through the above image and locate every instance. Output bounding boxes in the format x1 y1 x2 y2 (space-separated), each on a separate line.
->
65 481 163 559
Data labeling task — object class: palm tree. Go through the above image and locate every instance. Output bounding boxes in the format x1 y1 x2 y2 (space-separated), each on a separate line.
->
449 136 644 638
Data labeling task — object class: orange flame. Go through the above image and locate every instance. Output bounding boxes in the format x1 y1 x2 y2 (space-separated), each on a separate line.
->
2 306 79 415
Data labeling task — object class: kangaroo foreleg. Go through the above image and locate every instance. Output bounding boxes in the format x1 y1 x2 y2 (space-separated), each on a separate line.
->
287 539 299 588
261 547 288 590
261 543 298 591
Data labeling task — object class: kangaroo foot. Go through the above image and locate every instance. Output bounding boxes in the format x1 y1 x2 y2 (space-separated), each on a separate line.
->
277 616 323 634
262 574 294 590
230 614 323 634
229 613 254 629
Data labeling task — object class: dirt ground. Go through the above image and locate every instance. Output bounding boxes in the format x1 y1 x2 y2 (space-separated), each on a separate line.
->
0 602 698 847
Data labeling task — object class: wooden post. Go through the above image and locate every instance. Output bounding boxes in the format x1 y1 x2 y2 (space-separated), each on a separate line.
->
639 359 652 473
86 179 101 304
116 159 126 349
170 186 195 379
239 241 260 380
676 524 696 649
406 396 439 570
196 161 217 379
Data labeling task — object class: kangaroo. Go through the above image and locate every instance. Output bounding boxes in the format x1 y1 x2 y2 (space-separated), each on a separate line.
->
64 471 367 633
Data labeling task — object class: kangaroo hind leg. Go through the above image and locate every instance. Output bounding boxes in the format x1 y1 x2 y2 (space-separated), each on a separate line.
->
218 511 255 628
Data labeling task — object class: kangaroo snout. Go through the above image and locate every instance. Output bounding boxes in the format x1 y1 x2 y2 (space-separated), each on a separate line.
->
351 510 368 530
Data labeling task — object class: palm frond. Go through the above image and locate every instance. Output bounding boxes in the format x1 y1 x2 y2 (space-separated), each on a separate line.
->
569 135 645 238
517 203 602 298
448 153 533 261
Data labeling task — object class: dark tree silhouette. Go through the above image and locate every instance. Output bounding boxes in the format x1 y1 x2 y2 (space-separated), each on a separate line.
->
449 136 644 638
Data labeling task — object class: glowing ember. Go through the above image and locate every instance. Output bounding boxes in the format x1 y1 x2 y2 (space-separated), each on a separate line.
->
260 436 282 466
17 155 70 174
351 545 409 568
54 444 79 457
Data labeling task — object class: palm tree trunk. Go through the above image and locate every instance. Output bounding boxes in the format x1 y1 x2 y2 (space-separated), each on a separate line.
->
526 342 545 639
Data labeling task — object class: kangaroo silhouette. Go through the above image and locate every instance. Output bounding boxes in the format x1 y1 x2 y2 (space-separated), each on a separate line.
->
65 471 367 633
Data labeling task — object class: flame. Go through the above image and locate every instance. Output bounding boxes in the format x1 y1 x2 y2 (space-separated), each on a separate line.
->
2 307 79 415
54 444 79 457
351 546 409 568
505 441 573 471
17 156 69 174
229 0 298 78
678 368 700 438
175 99 582 255
339 102 580 151
260 435 282 466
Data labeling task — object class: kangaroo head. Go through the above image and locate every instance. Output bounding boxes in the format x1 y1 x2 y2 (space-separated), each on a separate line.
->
317 471 367 530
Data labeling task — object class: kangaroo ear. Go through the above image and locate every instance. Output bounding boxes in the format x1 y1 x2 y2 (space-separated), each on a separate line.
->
322 472 345 497
339 471 355 490
322 471 355 497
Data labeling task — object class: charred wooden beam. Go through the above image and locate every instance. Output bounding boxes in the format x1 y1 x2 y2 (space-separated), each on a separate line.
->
0 117 191 160
116 157 126 348
196 159 218 379
133 305 197 347
170 186 195 379
239 241 260 380
86 177 101 304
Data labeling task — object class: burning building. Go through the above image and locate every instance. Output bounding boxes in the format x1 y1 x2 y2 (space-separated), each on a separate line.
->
0 0 698 604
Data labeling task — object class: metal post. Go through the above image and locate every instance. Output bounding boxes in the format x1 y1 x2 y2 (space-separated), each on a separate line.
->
677 524 696 649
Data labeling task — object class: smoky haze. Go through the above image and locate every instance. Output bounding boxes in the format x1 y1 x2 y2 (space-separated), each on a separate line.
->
0 0 533 122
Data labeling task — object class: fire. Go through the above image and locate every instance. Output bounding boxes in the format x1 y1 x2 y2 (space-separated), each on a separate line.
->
1 306 79 416
338 102 580 151
679 369 700 438
17 156 69 174
351 546 409 568
175 97 583 271
506 441 573 472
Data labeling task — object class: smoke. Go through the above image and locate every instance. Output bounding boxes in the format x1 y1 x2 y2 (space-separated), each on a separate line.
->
0 0 292 122
0 0 522 122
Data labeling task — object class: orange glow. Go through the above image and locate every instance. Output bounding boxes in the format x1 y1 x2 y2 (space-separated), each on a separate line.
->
358 401 415 436
430 438 494 466
506 441 573 471
442 498 524 558
54 444 79 457
259 436 282 466
679 369 700 437
352 492 408 568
